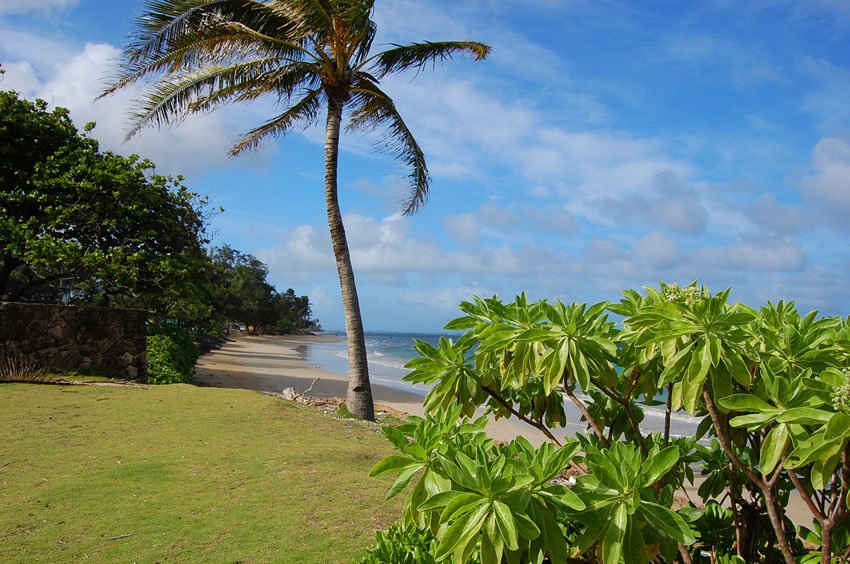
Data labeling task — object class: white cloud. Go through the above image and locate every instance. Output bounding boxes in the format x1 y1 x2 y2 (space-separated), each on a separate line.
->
594 171 707 235
0 60 40 93
693 239 806 271
634 233 684 268
801 137 850 229
0 0 77 15
479 202 520 228
748 194 806 236
443 213 481 245
3 41 274 177
0 27 76 72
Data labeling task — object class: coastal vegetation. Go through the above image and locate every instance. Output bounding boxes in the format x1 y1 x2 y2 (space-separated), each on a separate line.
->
372 283 850 563
102 0 490 421
0 87 317 341
0 383 402 562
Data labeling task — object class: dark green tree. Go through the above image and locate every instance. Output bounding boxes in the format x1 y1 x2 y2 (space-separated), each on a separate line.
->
0 90 210 309
102 0 490 420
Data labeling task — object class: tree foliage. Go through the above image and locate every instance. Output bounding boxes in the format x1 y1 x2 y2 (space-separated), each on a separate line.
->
208 245 317 332
372 283 850 563
0 89 316 337
0 89 209 308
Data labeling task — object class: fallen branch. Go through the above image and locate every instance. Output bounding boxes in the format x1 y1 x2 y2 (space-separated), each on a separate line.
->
302 378 320 399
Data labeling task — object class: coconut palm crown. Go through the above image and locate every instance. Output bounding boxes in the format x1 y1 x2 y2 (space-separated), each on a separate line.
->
102 0 490 419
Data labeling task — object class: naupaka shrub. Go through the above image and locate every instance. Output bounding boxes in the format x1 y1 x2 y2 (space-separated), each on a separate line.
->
368 283 850 563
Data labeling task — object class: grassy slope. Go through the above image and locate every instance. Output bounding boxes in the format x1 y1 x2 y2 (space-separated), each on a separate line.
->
0 384 402 563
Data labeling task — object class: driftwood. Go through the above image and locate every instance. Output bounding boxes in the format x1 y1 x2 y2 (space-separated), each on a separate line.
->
280 378 320 403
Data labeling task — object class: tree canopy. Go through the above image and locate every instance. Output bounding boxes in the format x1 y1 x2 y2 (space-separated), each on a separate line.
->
0 89 316 336
0 89 208 306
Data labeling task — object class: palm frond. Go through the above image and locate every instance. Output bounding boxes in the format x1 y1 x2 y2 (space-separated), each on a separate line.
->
129 0 294 65
347 75 429 215
187 60 320 113
125 60 283 139
229 88 324 155
101 25 309 99
101 0 308 98
275 0 335 36
371 41 491 78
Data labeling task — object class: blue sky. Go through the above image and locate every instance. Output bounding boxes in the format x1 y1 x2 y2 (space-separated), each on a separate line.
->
2 0 849 332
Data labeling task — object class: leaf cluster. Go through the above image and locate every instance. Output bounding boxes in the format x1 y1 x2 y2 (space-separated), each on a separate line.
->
371 282 850 563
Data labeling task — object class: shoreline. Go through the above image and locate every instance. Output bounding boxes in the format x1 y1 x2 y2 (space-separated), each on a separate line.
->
193 333 563 444
192 333 812 524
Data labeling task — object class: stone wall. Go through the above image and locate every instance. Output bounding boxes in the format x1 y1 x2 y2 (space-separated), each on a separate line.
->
0 302 147 381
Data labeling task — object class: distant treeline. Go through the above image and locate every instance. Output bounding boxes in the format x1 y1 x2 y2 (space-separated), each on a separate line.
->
0 86 317 336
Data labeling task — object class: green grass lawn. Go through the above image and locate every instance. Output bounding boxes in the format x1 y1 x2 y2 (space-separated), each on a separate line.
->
0 383 403 563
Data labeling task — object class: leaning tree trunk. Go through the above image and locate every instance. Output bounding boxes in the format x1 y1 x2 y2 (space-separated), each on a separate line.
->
324 95 374 421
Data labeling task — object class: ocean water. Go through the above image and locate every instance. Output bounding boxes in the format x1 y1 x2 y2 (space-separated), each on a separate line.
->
307 331 700 438
305 331 447 396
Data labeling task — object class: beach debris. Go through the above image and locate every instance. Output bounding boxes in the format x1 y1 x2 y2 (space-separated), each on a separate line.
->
280 387 300 401
280 378 320 404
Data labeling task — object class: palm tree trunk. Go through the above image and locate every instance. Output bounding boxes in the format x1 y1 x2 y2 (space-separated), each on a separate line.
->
324 95 374 421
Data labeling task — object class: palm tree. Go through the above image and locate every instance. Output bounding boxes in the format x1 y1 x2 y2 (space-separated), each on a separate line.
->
102 0 490 420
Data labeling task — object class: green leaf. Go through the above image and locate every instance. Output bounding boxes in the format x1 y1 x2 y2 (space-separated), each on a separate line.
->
786 436 842 469
639 446 680 488
624 518 648 564
532 502 567 563
369 455 421 476
640 502 696 545
717 394 774 413
513 511 541 541
602 503 627 564
729 411 779 430
541 485 586 511
775 407 833 425
682 343 710 414
418 490 467 511
386 463 423 499
480 512 504 564
441 494 485 523
759 423 789 475
434 502 489 561
493 500 519 551
826 413 850 440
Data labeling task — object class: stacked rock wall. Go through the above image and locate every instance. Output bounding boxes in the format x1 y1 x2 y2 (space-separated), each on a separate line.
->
0 302 147 381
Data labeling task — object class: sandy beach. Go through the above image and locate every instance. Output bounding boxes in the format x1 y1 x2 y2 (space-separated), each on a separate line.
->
193 333 814 525
193 333 563 444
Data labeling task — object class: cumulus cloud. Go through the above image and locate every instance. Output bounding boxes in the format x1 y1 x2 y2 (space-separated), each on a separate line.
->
634 233 684 268
800 137 850 229
595 171 707 234
261 212 587 284
748 194 806 236
692 238 806 271
443 213 481 245
2 41 274 177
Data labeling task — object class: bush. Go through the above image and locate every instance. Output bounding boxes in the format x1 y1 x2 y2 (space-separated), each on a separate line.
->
357 523 445 564
146 324 199 384
371 283 850 563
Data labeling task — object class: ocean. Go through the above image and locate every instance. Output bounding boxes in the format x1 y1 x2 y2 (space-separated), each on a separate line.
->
305 331 445 396
308 331 701 438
